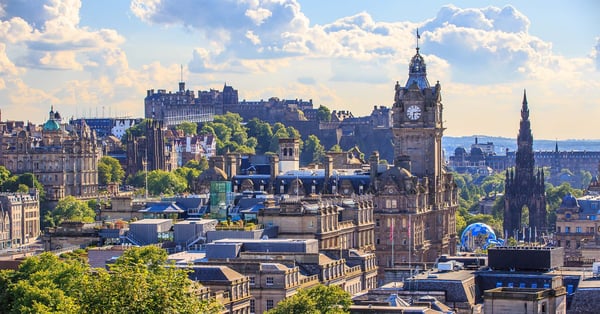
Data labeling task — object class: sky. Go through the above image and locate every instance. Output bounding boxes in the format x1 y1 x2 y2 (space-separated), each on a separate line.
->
0 0 598 140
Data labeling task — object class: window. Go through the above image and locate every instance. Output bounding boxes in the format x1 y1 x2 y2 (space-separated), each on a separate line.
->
250 299 255 314
249 276 255 285
266 300 274 311
566 240 571 248
565 226 570 233
557 226 561 233
266 277 274 285
376 219 380 227
576 227 582 233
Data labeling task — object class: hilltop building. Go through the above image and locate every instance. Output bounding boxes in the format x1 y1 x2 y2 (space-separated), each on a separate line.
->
504 92 547 240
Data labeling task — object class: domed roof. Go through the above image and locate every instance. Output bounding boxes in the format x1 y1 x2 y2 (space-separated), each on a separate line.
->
43 119 61 131
378 166 414 192
405 48 430 90
560 193 578 208
197 166 227 182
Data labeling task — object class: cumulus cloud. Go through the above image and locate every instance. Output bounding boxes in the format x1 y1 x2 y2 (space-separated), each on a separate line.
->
132 1 559 86
131 0 309 59
420 5 556 84
0 0 125 71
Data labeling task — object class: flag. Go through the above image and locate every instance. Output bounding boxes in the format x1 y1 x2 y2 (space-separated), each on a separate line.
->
416 28 420 39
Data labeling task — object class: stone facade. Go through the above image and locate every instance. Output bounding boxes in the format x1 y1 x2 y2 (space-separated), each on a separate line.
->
126 119 177 176
0 191 40 249
504 92 547 239
188 265 252 314
372 46 458 277
0 107 100 201
555 193 600 259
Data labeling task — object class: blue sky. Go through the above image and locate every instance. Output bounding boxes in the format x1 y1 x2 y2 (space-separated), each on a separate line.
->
0 0 598 139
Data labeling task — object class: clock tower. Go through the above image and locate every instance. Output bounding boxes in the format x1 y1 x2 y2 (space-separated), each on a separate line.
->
392 46 444 181
371 36 458 281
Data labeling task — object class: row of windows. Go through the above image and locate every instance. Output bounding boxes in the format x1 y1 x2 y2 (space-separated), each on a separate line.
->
557 226 598 233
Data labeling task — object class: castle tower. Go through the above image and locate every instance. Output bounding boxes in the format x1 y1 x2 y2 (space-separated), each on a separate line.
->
278 138 299 174
504 91 547 240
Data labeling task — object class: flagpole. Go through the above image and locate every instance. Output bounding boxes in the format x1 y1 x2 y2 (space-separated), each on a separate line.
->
391 218 394 269
408 214 411 279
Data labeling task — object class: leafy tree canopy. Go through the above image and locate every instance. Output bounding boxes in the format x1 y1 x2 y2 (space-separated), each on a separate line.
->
317 105 332 122
0 248 222 314
98 156 125 185
45 196 96 227
176 121 198 136
267 284 352 314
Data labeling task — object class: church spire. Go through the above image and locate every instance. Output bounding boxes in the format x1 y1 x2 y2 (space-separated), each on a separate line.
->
521 89 529 121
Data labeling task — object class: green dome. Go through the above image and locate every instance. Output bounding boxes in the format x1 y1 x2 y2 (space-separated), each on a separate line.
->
43 119 61 131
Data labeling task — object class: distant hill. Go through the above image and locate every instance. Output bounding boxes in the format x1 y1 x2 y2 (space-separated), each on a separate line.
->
443 136 600 156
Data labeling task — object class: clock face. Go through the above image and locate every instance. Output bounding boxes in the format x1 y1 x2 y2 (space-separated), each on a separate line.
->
406 105 421 120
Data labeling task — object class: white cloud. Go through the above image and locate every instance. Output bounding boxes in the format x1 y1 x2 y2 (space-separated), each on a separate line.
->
0 0 125 71
245 7 272 26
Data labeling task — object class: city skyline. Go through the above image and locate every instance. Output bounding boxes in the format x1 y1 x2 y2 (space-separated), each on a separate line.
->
0 0 598 140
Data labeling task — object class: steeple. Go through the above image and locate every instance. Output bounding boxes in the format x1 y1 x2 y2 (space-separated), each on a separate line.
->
504 91 546 240
521 89 529 121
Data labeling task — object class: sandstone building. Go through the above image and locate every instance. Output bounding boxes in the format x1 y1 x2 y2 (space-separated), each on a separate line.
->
0 191 40 249
0 107 100 201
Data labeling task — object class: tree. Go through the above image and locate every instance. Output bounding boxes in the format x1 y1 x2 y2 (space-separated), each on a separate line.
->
0 248 222 314
2 173 45 200
246 118 273 154
174 167 200 192
317 105 332 122
98 156 125 185
176 121 198 136
0 165 11 185
184 158 209 172
147 170 188 196
95 246 221 314
328 144 343 152
122 119 149 144
267 284 351 314
301 134 326 165
46 196 96 226
2 252 88 314
268 125 303 153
